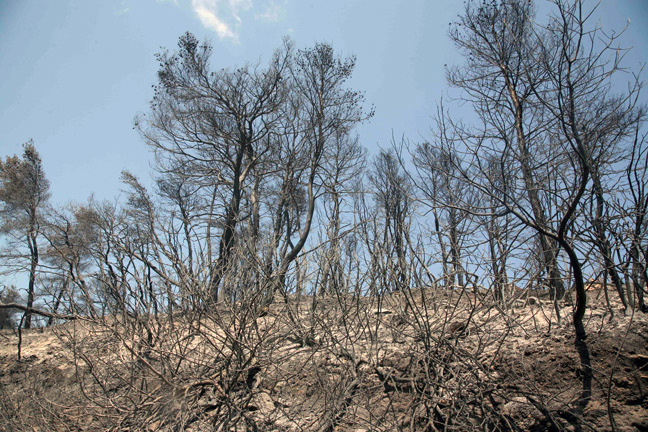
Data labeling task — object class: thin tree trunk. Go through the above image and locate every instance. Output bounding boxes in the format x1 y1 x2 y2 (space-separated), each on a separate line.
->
504 72 565 300
24 231 38 329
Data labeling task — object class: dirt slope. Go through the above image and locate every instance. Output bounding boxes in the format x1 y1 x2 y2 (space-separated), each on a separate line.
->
1 288 647 431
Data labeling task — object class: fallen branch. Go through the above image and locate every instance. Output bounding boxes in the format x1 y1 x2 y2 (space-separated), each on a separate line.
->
0 303 78 321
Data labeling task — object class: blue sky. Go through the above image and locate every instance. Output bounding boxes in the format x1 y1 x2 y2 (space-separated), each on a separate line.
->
0 0 646 206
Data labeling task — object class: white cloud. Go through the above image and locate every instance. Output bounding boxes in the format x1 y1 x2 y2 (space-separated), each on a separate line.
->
184 0 285 42
190 0 254 42
193 3 237 40
255 1 281 22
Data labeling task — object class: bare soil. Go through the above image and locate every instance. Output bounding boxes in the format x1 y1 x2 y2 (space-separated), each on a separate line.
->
1 287 647 431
